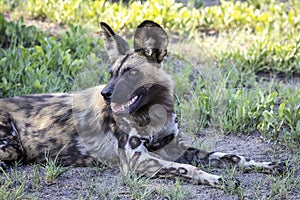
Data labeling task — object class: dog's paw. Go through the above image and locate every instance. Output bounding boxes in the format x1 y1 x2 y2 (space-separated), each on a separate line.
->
204 176 240 190
265 161 290 175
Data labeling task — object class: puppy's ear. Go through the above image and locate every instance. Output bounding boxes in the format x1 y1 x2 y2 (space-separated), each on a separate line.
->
134 20 168 63
100 22 130 62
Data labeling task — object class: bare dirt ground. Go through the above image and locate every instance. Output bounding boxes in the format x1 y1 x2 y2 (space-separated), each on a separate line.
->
5 131 300 199
2 14 300 200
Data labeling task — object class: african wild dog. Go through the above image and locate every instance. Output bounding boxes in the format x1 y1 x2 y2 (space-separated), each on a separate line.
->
0 20 286 188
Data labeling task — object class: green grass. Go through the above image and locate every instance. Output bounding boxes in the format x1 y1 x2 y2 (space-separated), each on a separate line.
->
217 34 300 75
42 156 68 183
156 178 192 200
0 14 108 97
119 172 157 199
0 165 25 200
2 0 300 35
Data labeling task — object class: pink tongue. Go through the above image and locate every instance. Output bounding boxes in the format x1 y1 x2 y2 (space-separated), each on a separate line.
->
111 104 123 113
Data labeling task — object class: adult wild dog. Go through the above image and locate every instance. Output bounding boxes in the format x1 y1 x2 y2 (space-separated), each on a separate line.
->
0 20 286 188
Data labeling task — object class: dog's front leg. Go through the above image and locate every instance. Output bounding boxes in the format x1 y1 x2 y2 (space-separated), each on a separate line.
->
176 146 287 174
116 130 224 188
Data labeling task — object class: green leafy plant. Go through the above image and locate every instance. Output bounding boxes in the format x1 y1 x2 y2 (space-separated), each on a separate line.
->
1 0 299 39
218 36 300 75
0 15 107 97
258 87 300 145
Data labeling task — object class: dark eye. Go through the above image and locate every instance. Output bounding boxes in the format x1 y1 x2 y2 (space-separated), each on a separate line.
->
123 67 132 74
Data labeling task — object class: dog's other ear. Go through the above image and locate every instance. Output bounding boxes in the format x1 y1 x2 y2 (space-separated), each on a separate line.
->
134 20 168 63
100 22 130 62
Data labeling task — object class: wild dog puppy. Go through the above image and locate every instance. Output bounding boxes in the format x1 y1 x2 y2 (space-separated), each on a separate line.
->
0 20 286 188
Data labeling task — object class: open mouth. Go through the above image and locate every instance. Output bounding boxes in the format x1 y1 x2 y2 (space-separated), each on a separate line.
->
111 95 142 114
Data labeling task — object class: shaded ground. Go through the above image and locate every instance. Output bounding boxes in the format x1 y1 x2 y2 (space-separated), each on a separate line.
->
3 131 300 200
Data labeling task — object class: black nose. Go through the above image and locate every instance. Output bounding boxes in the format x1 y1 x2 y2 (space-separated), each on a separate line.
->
101 86 113 101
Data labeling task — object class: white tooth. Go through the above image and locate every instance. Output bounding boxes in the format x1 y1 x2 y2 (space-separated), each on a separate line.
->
125 96 138 108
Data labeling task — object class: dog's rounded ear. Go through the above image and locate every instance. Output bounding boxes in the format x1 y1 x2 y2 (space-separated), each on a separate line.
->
134 20 168 63
100 22 130 63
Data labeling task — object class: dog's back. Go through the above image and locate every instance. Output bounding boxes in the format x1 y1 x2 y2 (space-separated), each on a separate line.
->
0 85 119 166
